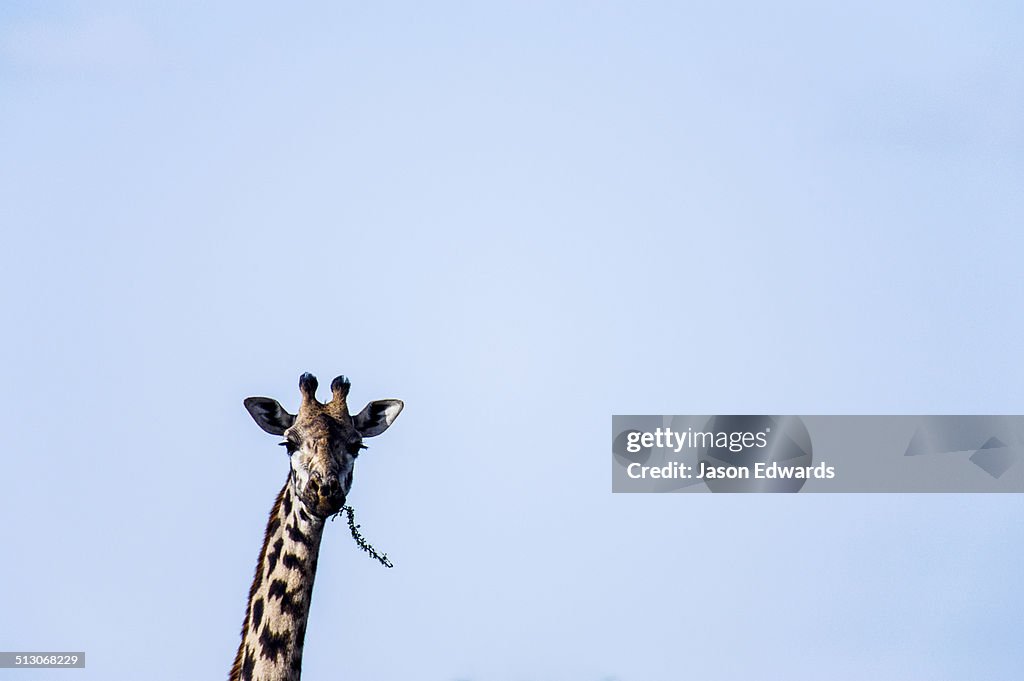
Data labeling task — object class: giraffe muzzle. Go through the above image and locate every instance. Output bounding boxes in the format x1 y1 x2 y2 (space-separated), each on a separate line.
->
306 475 346 515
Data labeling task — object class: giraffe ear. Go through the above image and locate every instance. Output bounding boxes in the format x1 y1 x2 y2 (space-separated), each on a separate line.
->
353 399 403 438
244 397 296 436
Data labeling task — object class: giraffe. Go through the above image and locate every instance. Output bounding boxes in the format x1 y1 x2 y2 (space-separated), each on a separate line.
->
229 372 403 681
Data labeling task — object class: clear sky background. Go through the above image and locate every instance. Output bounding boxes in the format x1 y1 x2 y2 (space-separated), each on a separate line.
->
1 2 1022 680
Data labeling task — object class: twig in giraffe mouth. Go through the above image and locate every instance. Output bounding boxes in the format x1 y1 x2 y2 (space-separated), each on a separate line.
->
331 505 394 568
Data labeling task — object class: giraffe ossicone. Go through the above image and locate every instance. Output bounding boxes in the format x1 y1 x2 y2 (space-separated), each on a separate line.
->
229 372 403 681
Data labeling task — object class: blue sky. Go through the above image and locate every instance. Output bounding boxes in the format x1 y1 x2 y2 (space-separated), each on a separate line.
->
1 2 1022 679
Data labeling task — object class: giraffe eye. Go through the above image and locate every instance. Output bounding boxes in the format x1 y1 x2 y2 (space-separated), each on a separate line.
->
279 441 299 454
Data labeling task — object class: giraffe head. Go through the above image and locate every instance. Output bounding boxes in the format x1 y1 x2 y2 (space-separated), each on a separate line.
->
243 372 403 518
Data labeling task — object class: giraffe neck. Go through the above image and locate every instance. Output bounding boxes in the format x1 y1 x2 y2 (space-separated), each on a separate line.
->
230 481 326 681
